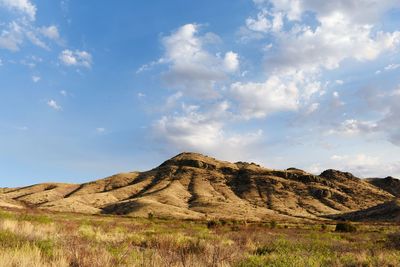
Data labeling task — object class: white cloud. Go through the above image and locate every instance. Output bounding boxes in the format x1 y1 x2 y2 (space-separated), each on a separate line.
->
47 99 61 110
266 0 400 24
0 4 61 52
153 105 263 161
40 25 60 41
330 153 400 178
223 51 239 72
31 75 40 82
60 90 67 96
59 50 92 68
266 13 400 73
244 1 400 100
0 22 24 51
96 127 105 133
236 1 400 125
335 119 378 136
144 24 240 98
26 30 48 49
246 10 271 33
230 75 299 119
384 63 400 71
336 86 400 146
0 0 37 21
149 2 400 163
245 9 284 34
163 91 183 110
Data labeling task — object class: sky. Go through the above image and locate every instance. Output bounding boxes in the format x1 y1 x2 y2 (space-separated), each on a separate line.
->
1 0 400 187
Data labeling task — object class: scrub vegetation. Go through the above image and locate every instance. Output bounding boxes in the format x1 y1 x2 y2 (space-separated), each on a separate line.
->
0 208 400 267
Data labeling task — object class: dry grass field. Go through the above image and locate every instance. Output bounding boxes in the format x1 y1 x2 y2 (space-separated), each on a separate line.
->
2 153 400 266
1 208 400 267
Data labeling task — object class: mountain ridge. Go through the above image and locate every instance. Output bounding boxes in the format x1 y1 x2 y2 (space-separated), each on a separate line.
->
0 152 398 221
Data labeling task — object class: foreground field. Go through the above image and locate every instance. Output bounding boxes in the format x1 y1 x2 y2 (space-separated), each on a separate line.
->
0 208 400 267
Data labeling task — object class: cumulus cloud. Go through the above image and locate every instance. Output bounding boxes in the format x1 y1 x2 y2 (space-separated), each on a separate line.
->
143 24 240 98
223 51 239 72
153 103 263 161
0 1 61 51
330 153 400 178
47 99 61 110
230 75 299 119
147 2 400 171
267 14 399 73
0 0 37 21
246 10 271 33
244 1 400 76
236 1 398 125
59 50 92 68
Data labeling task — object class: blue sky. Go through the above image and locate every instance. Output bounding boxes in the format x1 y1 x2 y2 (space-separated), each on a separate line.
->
1 0 400 187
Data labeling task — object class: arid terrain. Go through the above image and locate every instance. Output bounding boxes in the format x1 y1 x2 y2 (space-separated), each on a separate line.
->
1 152 399 222
2 152 400 266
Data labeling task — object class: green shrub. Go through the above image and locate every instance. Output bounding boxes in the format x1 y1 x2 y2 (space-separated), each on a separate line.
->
254 245 275 255
335 222 357 233
206 220 221 229
269 220 277 229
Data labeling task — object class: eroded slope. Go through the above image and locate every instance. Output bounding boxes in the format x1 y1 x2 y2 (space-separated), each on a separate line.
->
0 152 395 221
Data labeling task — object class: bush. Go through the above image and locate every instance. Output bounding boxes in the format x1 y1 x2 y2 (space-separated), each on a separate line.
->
206 220 220 229
147 212 154 220
254 245 275 255
269 220 277 229
335 222 357 233
387 232 400 249
321 224 327 231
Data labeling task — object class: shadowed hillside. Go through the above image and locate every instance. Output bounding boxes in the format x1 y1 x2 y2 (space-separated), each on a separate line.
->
0 152 397 221
366 176 400 197
328 200 400 222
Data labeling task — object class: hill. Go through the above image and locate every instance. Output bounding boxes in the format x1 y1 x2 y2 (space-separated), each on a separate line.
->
366 176 400 197
0 152 396 221
328 200 400 222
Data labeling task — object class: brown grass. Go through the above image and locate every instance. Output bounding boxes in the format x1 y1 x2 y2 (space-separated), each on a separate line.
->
0 208 400 266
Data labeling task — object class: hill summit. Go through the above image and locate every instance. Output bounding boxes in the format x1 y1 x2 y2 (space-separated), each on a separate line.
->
0 152 398 221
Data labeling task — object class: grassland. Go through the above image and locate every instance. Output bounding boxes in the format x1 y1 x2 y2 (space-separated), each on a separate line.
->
0 208 400 267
